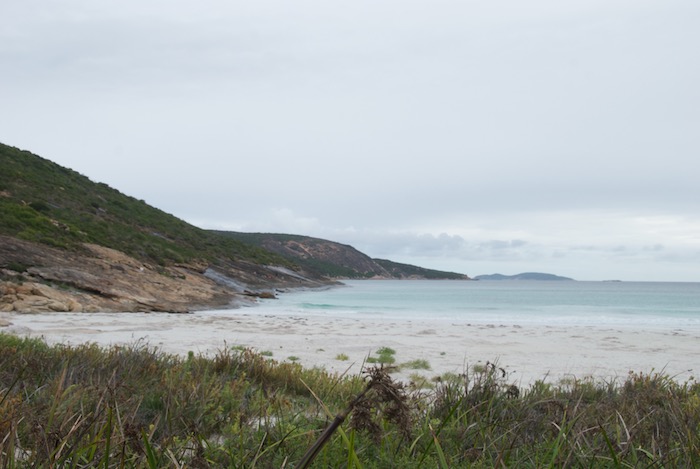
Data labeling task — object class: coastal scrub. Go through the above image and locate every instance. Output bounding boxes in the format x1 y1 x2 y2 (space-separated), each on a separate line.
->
1 334 699 467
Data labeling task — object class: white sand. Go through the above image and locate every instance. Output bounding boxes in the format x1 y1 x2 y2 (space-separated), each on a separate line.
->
2 309 699 386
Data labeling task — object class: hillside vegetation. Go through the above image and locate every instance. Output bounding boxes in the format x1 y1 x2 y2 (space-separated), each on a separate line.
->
374 258 468 280
0 143 288 268
219 232 469 280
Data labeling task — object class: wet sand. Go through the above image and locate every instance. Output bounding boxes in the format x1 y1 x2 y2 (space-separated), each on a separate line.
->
3 310 699 385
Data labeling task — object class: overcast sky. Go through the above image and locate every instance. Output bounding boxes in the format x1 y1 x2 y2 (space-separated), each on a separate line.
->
2 0 699 281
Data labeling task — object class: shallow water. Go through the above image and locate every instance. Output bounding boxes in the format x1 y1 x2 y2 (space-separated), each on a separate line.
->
258 280 700 327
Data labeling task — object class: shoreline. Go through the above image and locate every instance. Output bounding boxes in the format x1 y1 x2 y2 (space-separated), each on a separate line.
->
3 308 699 386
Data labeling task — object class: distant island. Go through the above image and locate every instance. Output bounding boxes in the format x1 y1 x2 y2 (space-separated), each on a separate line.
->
474 272 574 281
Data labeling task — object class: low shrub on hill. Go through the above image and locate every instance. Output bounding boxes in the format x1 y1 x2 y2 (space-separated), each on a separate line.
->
0 143 294 269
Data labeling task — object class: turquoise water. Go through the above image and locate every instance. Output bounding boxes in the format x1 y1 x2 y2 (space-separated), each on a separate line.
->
258 280 700 327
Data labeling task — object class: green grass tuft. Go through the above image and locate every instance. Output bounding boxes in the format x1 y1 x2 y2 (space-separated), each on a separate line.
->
402 359 431 370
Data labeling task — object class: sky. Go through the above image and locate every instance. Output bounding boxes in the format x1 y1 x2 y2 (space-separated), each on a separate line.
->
2 0 699 281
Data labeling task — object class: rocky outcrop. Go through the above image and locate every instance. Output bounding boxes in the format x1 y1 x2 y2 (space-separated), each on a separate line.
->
1 282 85 313
0 236 319 313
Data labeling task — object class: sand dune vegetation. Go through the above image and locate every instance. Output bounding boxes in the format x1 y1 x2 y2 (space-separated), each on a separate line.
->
1 333 699 467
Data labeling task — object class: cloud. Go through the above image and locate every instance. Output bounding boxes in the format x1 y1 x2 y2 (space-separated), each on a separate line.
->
1 0 698 281
194 208 323 235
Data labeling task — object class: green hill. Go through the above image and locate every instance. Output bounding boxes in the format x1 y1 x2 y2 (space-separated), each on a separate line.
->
0 143 289 268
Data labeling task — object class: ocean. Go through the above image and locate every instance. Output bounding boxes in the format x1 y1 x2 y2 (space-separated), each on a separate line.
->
255 280 700 328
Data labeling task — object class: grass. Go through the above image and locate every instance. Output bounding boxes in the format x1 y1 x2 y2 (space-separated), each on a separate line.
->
408 373 434 390
401 358 431 370
366 346 397 365
1 334 700 467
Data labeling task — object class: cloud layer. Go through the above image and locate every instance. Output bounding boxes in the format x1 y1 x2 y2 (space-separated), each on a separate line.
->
1 0 699 280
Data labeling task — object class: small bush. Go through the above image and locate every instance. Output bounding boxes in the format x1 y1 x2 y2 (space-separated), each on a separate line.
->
367 354 395 365
402 359 431 370
376 346 396 356
5 261 29 273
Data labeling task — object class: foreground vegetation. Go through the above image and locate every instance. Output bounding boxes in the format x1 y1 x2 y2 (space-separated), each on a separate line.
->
1 333 699 467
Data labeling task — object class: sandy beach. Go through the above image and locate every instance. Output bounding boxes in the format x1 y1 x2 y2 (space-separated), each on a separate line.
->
3 307 699 387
